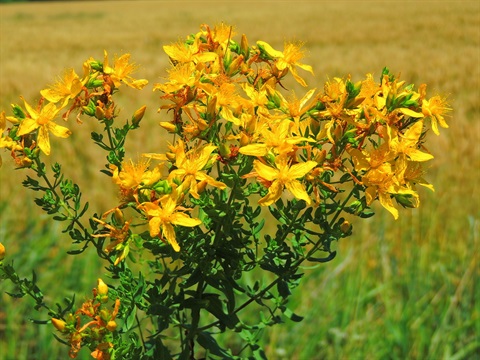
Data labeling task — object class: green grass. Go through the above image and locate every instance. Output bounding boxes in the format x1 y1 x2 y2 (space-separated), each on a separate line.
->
1 1 479 359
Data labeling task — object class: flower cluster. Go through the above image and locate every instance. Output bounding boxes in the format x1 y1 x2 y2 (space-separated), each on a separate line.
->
0 50 147 165
0 23 451 359
52 279 120 359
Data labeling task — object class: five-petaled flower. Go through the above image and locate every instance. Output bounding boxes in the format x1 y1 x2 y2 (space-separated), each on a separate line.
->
250 155 317 206
17 97 71 155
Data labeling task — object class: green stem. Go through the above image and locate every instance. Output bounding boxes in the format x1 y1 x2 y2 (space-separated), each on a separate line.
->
33 158 114 264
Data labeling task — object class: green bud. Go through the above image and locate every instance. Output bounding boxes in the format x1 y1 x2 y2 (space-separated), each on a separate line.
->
395 193 420 208
89 60 103 72
11 104 25 119
153 180 172 195
82 100 96 116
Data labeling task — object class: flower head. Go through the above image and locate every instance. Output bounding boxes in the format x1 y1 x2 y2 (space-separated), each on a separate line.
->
139 191 202 252
251 155 317 206
103 51 148 90
40 68 83 107
257 41 314 86
17 98 71 155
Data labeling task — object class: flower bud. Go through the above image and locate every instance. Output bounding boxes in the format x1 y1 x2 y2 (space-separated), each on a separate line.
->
132 105 146 126
106 320 117 332
395 193 420 209
95 105 105 120
240 34 249 57
226 55 244 76
82 100 96 116
340 220 352 234
51 318 67 332
159 121 177 133
97 278 108 297
0 242 5 261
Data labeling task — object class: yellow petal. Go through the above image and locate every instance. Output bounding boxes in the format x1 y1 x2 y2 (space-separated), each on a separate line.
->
17 118 39 136
254 160 278 181
48 122 71 138
148 217 161 237
239 144 268 157
379 192 399 220
399 108 424 118
161 223 180 252
258 180 283 206
287 161 317 179
37 126 51 155
257 41 284 58
407 149 434 162
171 212 202 227
285 180 311 204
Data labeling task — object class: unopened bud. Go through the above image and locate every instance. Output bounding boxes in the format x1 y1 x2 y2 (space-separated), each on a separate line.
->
240 34 249 57
113 208 125 226
159 121 177 133
132 105 146 126
97 278 108 297
340 220 352 234
395 193 420 209
106 320 117 332
82 100 96 116
95 106 105 120
239 132 250 147
226 55 244 76
51 318 67 332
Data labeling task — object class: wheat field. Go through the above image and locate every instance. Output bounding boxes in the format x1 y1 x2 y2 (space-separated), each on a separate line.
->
0 1 479 359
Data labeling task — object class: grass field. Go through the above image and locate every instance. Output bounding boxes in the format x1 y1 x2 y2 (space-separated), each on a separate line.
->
0 1 479 359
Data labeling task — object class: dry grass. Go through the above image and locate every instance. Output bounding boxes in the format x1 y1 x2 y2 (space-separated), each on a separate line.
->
0 1 479 359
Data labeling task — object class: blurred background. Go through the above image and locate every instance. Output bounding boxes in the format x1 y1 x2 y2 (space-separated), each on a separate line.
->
0 1 478 359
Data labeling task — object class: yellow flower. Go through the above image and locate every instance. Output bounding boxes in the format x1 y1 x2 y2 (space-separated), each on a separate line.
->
422 95 451 135
390 120 433 162
168 140 226 199
40 68 83 107
111 158 162 201
257 41 314 87
163 39 218 64
153 62 200 94
239 119 311 157
17 98 71 155
103 50 148 90
139 192 202 252
253 155 317 206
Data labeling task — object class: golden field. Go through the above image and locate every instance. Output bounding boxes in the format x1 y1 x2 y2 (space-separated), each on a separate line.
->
0 1 479 359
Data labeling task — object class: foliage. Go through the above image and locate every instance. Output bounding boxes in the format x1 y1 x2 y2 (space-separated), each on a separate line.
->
0 23 451 359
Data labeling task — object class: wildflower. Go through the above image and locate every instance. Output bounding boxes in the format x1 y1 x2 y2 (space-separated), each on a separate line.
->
103 50 148 90
239 119 311 157
168 140 226 199
139 191 202 252
40 68 83 107
17 98 71 155
251 155 317 206
422 95 451 135
163 39 218 65
111 158 162 201
257 41 314 86
390 120 433 162
0 242 5 260
154 62 200 95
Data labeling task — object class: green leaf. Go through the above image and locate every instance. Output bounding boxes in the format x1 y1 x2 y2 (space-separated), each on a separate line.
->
280 306 304 322
197 331 235 359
